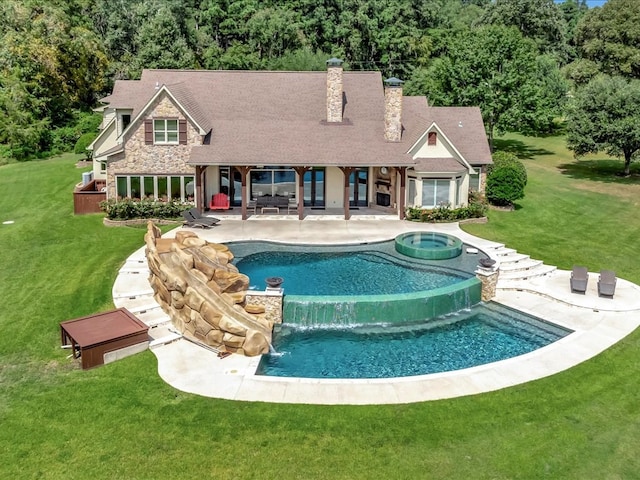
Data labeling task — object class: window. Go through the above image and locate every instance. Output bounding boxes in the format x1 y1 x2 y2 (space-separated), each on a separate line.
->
422 179 450 207
428 132 437 146
115 175 194 202
99 161 107 174
469 166 482 191
250 167 296 198
122 114 131 132
153 119 178 144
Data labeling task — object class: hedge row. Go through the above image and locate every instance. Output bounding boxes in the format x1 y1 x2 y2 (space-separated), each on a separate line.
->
100 198 190 220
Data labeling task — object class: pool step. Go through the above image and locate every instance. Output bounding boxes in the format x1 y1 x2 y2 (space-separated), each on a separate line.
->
499 258 543 273
491 246 517 257
498 252 530 264
114 293 160 314
136 307 171 328
488 244 557 284
498 264 557 282
149 331 182 349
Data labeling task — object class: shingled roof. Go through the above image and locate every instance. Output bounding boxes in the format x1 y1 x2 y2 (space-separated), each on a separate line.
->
99 69 492 168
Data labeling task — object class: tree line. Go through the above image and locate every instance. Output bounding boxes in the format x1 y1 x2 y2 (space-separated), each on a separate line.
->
1 0 639 172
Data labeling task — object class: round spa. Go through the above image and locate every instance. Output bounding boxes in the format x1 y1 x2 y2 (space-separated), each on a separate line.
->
395 231 463 260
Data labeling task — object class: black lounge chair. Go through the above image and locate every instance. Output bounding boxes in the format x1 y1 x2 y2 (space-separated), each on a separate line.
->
570 265 589 294
182 208 220 228
598 270 617 298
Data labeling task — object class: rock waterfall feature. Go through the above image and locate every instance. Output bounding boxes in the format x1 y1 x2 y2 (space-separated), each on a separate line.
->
144 222 272 356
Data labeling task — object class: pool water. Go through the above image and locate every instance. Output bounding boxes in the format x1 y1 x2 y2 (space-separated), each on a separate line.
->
256 302 572 379
231 240 481 295
236 250 468 295
395 231 463 260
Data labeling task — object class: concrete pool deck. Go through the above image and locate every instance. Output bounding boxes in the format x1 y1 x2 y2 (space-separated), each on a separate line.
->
112 216 640 404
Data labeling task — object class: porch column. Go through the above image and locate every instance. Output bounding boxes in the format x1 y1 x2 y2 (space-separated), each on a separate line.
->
398 167 406 220
238 166 251 220
294 167 310 220
339 167 354 220
195 165 203 212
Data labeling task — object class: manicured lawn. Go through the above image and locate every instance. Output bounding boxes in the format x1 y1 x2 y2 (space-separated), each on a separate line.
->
1 144 639 479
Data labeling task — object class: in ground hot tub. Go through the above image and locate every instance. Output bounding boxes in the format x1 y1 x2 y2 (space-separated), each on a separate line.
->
395 232 463 260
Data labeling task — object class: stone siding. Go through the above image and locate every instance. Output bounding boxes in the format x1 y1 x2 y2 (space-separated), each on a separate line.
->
245 292 283 325
475 267 499 301
107 95 202 199
326 66 343 123
384 86 403 142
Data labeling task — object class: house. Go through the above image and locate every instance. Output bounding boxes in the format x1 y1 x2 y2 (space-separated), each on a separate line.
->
89 59 492 220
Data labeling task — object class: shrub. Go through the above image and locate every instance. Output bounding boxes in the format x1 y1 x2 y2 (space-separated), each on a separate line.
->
488 151 528 186
74 132 97 159
486 165 526 206
100 198 188 220
405 199 487 223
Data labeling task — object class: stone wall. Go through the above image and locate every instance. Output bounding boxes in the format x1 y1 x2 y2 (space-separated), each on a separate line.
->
107 95 202 199
384 85 403 142
326 65 343 123
475 267 499 302
144 222 273 356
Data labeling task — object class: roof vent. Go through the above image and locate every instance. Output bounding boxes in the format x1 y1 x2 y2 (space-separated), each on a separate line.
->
458 121 463 128
155 81 160 90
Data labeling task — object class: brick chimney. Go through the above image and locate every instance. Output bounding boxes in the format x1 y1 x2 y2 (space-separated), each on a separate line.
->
326 58 344 123
384 77 404 142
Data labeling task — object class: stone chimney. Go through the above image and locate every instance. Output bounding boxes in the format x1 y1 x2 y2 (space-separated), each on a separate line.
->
326 58 344 123
384 77 404 142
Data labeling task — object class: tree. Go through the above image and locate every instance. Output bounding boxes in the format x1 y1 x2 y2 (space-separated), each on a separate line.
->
575 0 640 78
406 26 566 148
477 0 569 62
0 73 50 159
566 74 640 176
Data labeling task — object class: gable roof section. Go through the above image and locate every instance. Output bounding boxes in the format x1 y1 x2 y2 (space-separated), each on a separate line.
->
88 116 116 152
413 157 467 173
98 69 492 168
408 121 474 172
425 106 492 165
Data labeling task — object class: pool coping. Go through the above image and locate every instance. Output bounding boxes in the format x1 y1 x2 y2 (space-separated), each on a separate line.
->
113 219 640 404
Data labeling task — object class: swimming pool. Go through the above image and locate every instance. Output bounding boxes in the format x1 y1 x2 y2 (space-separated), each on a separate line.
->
232 239 481 294
257 302 572 379
231 239 484 324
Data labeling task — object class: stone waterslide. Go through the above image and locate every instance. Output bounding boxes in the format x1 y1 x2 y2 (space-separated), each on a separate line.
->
144 222 273 356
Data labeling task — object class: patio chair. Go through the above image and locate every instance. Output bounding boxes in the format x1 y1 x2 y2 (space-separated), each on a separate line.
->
598 270 617 298
209 192 230 210
570 265 589 294
182 208 220 228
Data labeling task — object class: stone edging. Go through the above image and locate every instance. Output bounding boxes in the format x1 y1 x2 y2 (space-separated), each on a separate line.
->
103 217 181 227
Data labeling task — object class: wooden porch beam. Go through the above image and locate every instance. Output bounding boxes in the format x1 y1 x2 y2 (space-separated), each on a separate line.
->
236 166 252 220
194 165 203 212
339 167 354 220
398 167 407 220
293 167 311 220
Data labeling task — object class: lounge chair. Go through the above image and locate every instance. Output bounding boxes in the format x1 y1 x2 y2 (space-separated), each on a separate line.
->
598 270 617 298
209 192 230 210
182 208 220 228
570 265 588 294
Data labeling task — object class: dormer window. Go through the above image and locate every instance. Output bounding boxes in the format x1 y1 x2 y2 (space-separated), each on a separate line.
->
428 132 437 146
154 119 179 144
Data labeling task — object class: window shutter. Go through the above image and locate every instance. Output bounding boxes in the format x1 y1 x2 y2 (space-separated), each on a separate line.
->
144 120 153 145
179 119 187 145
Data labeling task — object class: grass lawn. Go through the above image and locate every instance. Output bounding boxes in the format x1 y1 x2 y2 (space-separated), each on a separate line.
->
1 143 639 479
